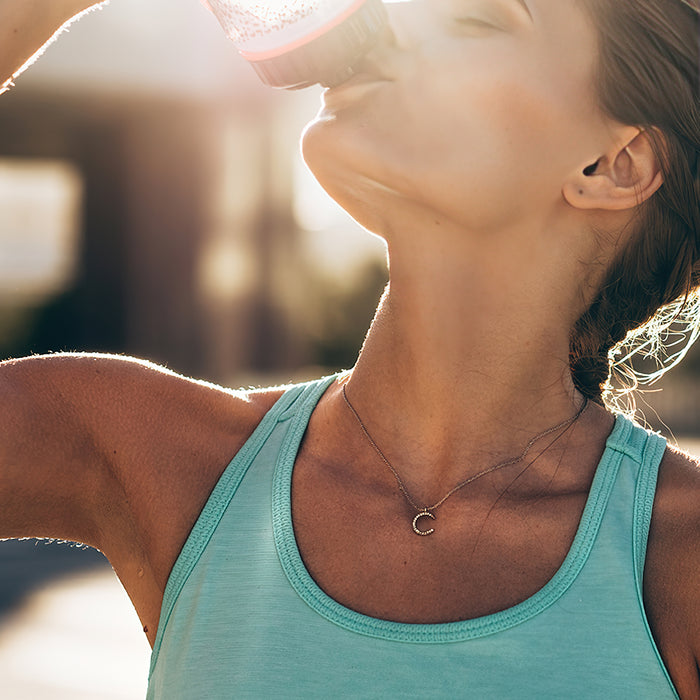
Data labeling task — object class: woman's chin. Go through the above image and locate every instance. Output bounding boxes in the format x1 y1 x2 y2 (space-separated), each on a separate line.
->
300 112 448 239
300 108 340 169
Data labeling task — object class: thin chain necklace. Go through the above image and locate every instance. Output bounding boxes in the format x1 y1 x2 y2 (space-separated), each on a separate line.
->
341 384 588 536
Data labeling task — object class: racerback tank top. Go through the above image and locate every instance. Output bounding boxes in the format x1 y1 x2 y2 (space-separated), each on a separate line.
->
146 375 678 699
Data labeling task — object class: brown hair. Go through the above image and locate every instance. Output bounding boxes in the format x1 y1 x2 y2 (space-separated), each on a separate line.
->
570 0 700 408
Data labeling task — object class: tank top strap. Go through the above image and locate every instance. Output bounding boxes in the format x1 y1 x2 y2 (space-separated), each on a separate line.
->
598 415 667 578
602 416 667 574
585 414 673 691
627 422 667 596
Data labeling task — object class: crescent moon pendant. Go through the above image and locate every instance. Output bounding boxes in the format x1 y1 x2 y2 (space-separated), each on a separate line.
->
412 510 436 536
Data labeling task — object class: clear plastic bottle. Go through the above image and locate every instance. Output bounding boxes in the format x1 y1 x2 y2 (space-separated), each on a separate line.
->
204 0 389 89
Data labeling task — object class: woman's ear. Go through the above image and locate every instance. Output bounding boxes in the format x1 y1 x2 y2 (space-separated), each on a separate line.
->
563 127 664 211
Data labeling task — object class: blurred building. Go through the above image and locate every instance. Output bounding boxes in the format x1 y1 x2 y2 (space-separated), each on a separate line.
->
0 0 386 383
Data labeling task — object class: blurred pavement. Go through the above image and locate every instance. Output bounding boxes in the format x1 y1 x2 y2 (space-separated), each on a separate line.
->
0 566 150 700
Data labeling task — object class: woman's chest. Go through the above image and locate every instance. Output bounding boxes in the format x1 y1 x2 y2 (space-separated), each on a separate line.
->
291 455 591 624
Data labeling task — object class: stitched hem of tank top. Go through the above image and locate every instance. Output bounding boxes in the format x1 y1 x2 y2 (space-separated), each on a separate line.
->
148 380 313 679
631 431 679 699
272 381 629 644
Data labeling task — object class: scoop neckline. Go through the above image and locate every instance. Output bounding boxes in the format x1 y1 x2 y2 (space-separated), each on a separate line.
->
272 376 630 643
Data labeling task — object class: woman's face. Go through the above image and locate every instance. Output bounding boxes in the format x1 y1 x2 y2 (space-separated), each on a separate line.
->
302 0 612 237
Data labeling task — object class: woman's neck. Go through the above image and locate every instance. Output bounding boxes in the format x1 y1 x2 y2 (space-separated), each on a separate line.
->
344 231 591 491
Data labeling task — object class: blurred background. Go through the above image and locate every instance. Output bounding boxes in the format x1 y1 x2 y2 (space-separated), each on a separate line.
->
0 1 698 697
0 1 387 697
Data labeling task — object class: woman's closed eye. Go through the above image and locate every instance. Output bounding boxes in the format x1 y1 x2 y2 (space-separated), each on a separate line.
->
446 14 508 37
452 16 501 32
440 0 528 35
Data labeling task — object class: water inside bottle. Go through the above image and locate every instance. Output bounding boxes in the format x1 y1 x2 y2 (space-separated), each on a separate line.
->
206 0 364 55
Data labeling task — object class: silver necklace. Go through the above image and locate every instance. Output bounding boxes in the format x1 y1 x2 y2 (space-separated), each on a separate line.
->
342 385 588 536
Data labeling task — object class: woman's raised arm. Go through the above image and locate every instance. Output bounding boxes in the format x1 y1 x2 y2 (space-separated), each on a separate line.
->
0 0 108 93
0 353 160 549
0 353 274 641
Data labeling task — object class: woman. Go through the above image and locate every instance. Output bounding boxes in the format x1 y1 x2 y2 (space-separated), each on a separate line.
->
1 0 699 697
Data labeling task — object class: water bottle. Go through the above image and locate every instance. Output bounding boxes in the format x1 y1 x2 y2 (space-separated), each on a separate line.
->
204 0 389 89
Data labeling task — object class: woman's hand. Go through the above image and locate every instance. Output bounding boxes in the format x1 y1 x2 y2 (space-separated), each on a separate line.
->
0 0 109 94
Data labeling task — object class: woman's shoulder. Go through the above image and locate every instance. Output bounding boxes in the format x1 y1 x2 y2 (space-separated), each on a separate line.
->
643 444 700 695
2 350 285 432
36 351 290 489
0 352 292 638
652 443 700 542
0 351 287 563
650 445 700 576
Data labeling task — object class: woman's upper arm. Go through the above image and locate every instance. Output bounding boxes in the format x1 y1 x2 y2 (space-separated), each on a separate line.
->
0 352 273 588
0 353 210 549
0 353 116 545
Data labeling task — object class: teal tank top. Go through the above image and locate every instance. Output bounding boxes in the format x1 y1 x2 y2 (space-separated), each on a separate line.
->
146 376 679 699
